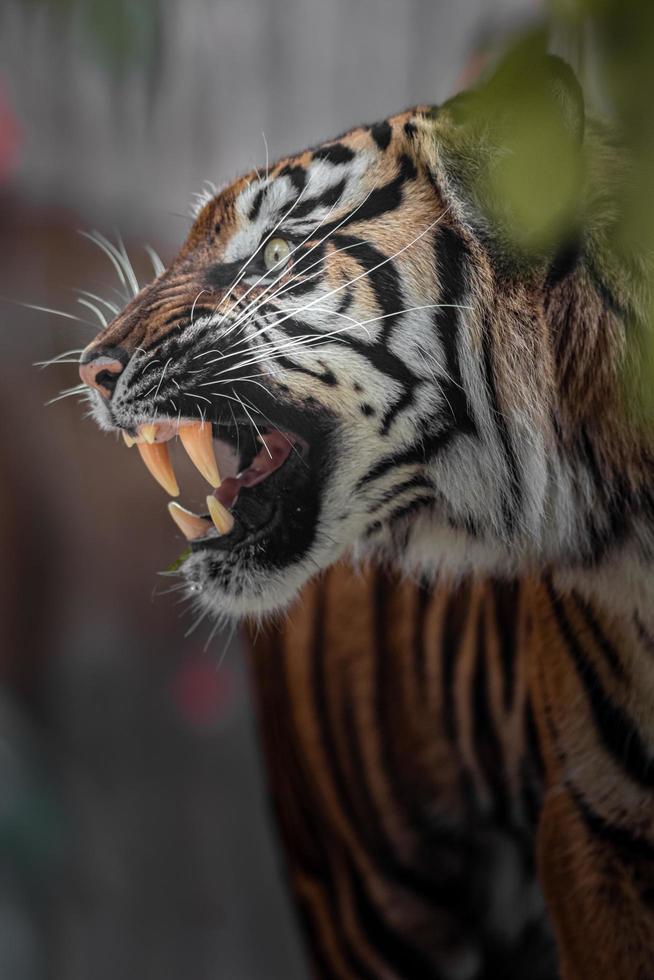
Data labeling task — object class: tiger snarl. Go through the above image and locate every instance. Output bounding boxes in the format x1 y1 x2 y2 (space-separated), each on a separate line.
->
78 55 654 979
79 58 653 625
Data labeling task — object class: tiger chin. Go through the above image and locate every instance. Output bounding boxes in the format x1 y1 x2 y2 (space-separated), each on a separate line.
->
78 55 654 623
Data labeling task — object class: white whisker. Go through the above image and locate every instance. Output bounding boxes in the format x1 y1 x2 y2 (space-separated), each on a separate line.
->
145 244 166 278
34 348 85 368
13 300 95 328
77 289 120 316
77 297 107 327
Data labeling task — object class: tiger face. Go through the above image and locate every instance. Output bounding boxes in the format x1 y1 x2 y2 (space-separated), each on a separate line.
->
80 106 471 616
78 66 646 619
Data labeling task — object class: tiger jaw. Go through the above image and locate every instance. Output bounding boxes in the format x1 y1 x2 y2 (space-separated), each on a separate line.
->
122 413 307 528
105 397 340 613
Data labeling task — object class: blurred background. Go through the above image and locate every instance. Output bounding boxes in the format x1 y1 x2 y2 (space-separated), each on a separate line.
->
3 0 653 977
0 2 533 977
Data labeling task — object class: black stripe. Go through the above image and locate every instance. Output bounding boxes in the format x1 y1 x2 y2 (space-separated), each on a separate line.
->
276 355 338 386
313 143 355 165
205 259 251 290
386 495 433 530
481 315 522 534
315 159 411 238
571 783 654 864
278 163 307 193
492 579 519 711
634 613 654 658
370 121 392 151
545 238 581 288
357 446 423 490
285 240 327 277
346 851 445 980
575 428 631 566
317 590 482 924
331 234 405 343
524 699 546 781
547 581 654 789
290 178 347 220
380 388 414 436
356 424 458 491
433 227 475 434
368 475 433 515
441 584 470 743
472 617 510 822
307 594 385 980
248 186 267 221
571 591 625 679
413 579 432 698
520 700 545 830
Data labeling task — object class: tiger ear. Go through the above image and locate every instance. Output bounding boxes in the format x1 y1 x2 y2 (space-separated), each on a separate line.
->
427 36 586 264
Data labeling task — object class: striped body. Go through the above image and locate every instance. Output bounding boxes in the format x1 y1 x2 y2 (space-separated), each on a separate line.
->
76 55 654 978
250 563 552 979
250 562 654 979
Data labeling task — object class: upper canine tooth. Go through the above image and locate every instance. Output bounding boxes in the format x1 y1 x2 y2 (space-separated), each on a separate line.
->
179 422 221 488
122 431 135 448
167 502 211 540
136 441 180 496
140 423 158 444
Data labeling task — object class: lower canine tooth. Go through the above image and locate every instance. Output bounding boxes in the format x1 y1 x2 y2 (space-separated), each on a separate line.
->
167 502 211 540
140 423 158 444
137 441 180 496
206 495 234 534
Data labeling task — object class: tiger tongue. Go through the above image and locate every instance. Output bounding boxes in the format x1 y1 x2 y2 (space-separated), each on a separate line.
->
212 431 295 510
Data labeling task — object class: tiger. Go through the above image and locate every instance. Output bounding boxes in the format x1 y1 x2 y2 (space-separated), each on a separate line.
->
76 50 654 979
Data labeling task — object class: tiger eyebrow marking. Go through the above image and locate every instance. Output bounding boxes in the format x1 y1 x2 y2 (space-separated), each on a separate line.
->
313 143 356 165
286 178 348 222
248 186 267 222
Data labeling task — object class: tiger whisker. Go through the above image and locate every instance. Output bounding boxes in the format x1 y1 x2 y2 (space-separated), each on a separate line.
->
152 358 172 401
34 348 85 368
233 390 270 457
115 232 140 298
79 230 130 298
45 384 88 406
77 296 107 327
11 299 96 328
76 289 120 316
262 130 270 175
201 301 464 380
190 289 209 324
145 244 166 278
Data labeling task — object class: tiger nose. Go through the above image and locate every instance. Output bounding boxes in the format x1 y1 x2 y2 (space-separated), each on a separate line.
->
79 351 125 399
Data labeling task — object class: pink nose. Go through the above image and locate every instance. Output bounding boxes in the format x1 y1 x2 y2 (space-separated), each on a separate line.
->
79 355 124 398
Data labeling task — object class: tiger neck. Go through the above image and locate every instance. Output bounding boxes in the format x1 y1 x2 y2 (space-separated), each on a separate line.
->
404 230 653 628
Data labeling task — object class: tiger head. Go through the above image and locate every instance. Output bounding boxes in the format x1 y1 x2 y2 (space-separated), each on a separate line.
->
78 57 652 618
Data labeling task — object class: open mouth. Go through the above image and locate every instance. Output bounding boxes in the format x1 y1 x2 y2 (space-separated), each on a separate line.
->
121 406 327 572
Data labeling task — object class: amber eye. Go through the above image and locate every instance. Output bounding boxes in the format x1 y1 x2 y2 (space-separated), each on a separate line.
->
263 237 291 271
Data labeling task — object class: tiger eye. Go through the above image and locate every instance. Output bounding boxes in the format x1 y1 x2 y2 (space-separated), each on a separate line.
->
263 237 291 271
